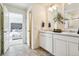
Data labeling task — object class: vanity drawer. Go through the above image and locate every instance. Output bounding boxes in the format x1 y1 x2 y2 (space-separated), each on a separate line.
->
53 34 67 41
67 36 79 43
53 34 79 43
40 32 52 38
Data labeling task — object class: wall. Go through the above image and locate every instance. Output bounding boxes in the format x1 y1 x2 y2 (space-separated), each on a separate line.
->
4 4 25 14
9 13 23 24
28 4 47 49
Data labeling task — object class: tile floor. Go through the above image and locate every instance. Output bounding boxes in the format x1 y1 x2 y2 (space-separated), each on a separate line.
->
3 44 53 56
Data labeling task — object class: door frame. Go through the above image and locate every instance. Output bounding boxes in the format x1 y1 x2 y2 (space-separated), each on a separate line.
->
27 9 32 48
0 4 4 55
0 4 9 55
29 11 32 48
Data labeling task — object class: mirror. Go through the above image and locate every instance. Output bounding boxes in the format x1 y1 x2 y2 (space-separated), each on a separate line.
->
64 3 79 32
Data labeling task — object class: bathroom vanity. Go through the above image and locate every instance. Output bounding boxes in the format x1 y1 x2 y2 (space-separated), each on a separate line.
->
39 31 79 56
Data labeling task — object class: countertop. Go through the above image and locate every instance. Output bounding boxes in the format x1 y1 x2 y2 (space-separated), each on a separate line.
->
40 31 79 38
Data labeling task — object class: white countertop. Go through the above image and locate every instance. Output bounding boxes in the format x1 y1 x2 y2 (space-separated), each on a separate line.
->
40 31 79 37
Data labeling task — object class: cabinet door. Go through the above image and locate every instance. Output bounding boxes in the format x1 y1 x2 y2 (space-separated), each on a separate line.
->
45 35 52 54
40 33 46 49
68 42 79 56
54 38 67 56
40 33 53 54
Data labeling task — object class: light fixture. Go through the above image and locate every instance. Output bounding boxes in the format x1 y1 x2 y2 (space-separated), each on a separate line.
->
48 7 53 12
67 3 72 5
52 4 57 10
48 4 57 12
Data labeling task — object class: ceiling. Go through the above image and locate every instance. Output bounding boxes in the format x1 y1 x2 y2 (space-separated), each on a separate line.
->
4 3 61 10
4 3 33 10
4 3 79 14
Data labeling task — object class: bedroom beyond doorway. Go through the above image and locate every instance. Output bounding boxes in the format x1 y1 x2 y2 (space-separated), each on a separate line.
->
9 12 24 46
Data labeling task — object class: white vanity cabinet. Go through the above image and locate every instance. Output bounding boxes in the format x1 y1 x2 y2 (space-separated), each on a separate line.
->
53 34 79 56
40 32 53 54
54 38 67 56
68 42 79 56
39 31 79 56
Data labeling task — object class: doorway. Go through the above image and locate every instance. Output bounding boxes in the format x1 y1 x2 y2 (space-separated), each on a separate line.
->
0 4 28 55
8 12 24 46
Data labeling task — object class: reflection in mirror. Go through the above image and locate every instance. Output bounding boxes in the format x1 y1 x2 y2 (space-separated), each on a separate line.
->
64 3 79 33
48 22 51 28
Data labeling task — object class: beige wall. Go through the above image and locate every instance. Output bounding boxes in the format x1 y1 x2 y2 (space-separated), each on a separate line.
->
31 4 47 49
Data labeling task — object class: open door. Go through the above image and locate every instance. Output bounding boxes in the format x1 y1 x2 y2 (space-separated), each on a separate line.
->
0 5 9 54
3 5 9 53
0 4 2 55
